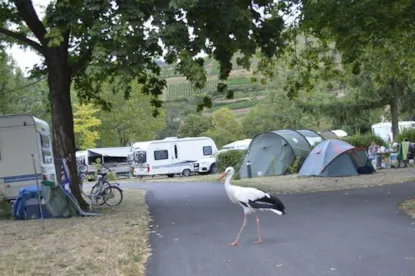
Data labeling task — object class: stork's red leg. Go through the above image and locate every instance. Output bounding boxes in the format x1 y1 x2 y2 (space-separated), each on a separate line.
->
254 215 263 244
228 214 247 246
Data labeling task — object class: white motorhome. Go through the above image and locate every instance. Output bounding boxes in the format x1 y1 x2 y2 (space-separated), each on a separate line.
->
0 114 56 200
129 137 218 177
372 121 415 142
76 147 132 180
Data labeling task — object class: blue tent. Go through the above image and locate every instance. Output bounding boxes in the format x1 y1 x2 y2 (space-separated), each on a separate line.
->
298 139 374 177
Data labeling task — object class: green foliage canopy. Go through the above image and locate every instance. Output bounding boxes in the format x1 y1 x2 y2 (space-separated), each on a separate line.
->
282 0 415 138
203 108 243 148
178 114 211 138
96 82 165 146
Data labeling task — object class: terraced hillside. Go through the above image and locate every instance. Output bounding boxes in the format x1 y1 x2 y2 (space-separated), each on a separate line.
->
160 56 270 116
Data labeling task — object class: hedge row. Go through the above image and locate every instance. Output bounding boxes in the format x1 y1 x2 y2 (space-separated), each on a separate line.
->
396 129 415 143
342 133 386 149
216 150 247 179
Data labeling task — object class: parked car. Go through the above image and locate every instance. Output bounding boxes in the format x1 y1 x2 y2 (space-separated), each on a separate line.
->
193 148 245 174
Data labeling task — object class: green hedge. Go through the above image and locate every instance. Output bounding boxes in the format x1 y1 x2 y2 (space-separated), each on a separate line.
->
0 194 12 219
342 133 386 148
396 129 415 142
217 150 247 178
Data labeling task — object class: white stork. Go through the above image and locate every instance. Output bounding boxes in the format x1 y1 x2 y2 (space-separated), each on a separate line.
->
217 166 286 246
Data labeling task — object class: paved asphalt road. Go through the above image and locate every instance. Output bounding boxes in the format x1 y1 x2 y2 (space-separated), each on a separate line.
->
120 181 415 276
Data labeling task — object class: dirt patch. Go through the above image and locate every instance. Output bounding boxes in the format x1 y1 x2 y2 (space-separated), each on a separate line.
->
0 189 150 276
400 199 415 220
232 108 250 115
228 69 253 78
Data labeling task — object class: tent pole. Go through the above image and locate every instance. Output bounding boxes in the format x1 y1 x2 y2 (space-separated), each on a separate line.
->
30 153 45 230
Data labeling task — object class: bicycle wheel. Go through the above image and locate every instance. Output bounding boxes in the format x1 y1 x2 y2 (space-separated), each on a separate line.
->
90 181 110 194
102 186 123 206
90 183 106 205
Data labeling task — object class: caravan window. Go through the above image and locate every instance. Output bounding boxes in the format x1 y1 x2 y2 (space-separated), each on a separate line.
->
42 149 53 164
154 150 168 160
203 146 213 156
103 156 128 164
40 134 51 148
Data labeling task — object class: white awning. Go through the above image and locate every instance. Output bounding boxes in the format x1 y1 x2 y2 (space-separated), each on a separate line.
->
223 139 252 150
87 147 132 157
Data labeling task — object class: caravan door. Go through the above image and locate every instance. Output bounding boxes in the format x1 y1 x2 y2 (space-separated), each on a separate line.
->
170 143 180 174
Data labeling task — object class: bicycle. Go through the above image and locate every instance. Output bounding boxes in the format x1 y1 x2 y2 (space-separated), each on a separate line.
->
76 158 88 187
82 165 124 207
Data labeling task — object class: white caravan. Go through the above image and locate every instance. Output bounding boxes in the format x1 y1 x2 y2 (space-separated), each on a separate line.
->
222 139 252 150
129 137 218 177
0 114 56 200
372 121 415 142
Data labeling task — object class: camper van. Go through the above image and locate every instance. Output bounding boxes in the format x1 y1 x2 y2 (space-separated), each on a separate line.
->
0 114 56 200
372 121 415 142
129 137 218 177
76 147 132 181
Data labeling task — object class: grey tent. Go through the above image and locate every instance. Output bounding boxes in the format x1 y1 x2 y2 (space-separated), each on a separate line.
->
239 129 313 178
319 130 339 140
298 139 375 177
297 129 324 147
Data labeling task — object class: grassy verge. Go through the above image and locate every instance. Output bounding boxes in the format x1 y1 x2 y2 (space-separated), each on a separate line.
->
120 168 415 195
0 189 150 276
234 168 415 195
119 174 219 183
400 199 415 220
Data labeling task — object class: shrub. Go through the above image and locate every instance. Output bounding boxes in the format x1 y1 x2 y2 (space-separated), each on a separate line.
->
288 156 303 174
0 194 12 220
342 133 386 149
396 129 415 143
93 158 117 181
217 150 247 177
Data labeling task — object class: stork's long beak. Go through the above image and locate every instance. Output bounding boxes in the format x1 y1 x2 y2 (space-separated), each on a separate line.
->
217 172 227 181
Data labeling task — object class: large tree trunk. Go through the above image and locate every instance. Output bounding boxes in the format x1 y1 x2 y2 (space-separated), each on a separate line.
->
390 78 400 141
46 47 89 211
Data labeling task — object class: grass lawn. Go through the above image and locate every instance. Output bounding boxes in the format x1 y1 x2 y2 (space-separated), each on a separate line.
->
122 168 415 195
234 168 415 195
400 199 415 220
0 189 150 276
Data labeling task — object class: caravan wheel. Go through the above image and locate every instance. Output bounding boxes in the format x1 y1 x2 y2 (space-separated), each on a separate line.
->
182 169 191 177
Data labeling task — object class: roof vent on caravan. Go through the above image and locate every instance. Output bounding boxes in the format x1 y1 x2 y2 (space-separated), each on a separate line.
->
163 137 178 140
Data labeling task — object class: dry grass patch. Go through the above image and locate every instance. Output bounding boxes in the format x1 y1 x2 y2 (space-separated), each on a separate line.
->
234 168 415 195
400 199 415 220
0 189 150 276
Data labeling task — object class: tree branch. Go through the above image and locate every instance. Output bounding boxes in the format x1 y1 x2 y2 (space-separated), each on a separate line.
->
0 27 44 55
14 0 48 47
71 46 94 75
